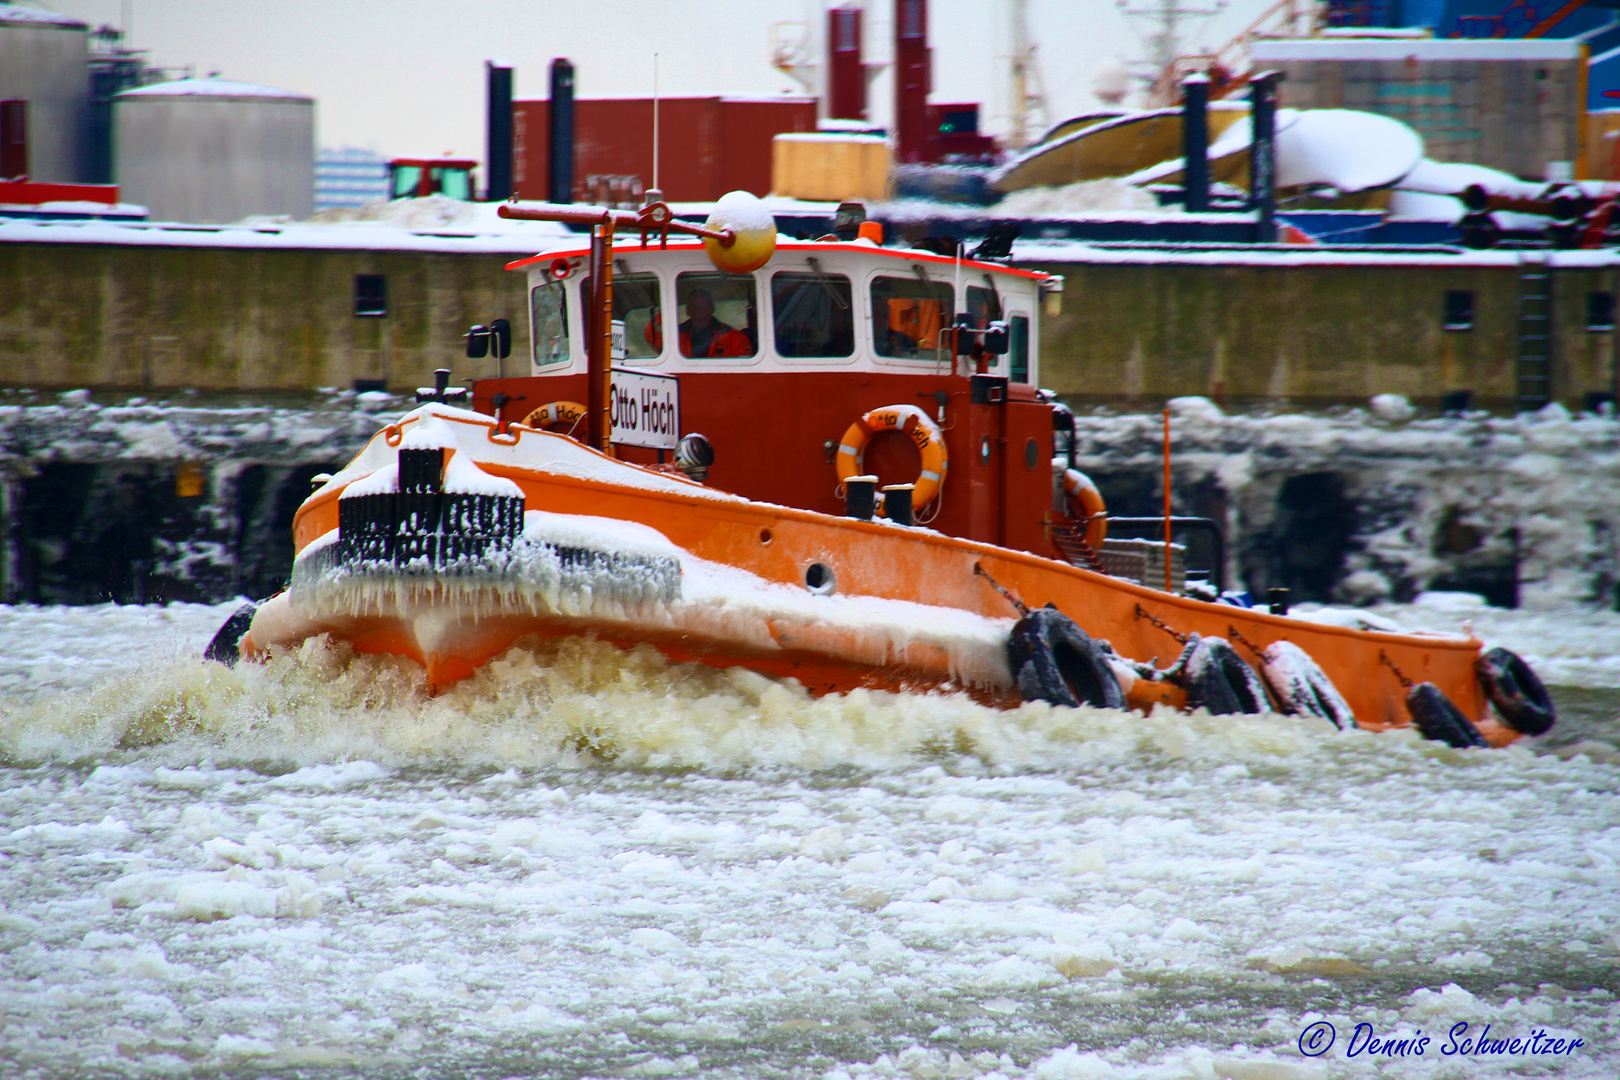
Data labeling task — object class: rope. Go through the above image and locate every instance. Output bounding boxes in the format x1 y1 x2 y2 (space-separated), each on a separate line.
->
974 562 1029 617
1379 650 1414 690
1227 624 1264 659
1135 603 1188 645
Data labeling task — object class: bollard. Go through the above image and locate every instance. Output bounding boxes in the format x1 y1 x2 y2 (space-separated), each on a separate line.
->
882 483 915 526
845 475 878 520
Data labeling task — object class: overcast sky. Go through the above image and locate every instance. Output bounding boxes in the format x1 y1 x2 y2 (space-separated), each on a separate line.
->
45 0 1273 166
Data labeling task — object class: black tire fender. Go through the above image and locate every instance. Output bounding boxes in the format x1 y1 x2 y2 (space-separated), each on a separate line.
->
1405 682 1488 748
1174 635 1268 715
1476 647 1555 737
1259 641 1357 730
204 601 261 667
1007 607 1127 710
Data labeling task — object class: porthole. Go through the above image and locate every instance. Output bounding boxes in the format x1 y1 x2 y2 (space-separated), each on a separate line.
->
804 562 836 595
760 528 773 544
979 436 991 465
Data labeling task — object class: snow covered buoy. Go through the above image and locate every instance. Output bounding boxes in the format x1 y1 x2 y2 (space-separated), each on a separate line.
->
703 191 777 275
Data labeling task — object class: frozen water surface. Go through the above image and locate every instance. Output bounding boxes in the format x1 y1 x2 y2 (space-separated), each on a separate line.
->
1 601 1618 1079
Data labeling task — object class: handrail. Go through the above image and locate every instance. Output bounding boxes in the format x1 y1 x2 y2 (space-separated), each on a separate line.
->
1103 516 1226 593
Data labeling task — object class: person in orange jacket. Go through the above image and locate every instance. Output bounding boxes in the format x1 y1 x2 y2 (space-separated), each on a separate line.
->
646 289 754 358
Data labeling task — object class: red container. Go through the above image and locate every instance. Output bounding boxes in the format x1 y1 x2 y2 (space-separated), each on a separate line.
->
512 96 815 204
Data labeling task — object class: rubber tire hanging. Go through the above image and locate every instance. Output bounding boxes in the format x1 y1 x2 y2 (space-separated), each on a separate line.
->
1405 682 1488 748
1176 636 1268 715
1007 607 1126 710
1476 647 1556 736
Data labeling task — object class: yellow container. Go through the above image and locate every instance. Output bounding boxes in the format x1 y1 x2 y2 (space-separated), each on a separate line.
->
772 134 893 203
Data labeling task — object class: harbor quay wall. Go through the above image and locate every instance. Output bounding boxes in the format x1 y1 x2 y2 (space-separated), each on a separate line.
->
0 240 531 394
1027 253 1620 411
1 395 1615 613
5 235 1620 412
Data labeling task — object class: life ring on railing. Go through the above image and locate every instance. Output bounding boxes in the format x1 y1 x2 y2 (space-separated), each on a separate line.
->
835 404 949 511
522 400 588 435
1476 646 1556 736
1062 468 1107 550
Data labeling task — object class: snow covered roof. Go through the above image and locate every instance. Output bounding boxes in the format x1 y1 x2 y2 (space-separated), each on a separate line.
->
116 77 311 102
1251 38 1582 62
0 2 85 28
0 213 574 256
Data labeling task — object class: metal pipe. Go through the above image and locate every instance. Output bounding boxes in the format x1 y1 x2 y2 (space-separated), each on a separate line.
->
497 202 735 245
485 61 513 201
548 58 575 205
1162 408 1172 592
1181 73 1210 214
1248 70 1281 242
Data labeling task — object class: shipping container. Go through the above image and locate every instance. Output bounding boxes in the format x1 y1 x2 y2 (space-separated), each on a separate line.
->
512 96 816 203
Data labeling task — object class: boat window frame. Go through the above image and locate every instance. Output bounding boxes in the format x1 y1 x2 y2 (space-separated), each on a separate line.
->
865 266 957 369
766 260 860 366
529 277 572 373
579 266 669 367
1008 311 1032 384
663 263 766 368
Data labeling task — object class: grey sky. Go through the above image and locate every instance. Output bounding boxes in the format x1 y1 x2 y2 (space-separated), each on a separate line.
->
45 0 1271 169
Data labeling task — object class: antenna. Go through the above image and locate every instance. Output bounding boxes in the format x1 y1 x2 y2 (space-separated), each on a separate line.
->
648 53 662 204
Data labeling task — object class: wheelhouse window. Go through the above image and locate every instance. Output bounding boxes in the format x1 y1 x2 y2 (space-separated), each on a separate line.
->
581 272 664 360
354 274 387 317
771 269 854 357
871 275 953 360
530 280 569 370
964 283 1003 370
669 272 757 359
1010 315 1030 383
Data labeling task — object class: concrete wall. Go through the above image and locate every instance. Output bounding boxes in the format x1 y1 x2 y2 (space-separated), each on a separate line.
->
0 19 90 183
0 242 530 392
115 95 315 223
1031 257 1619 410
5 239 1618 411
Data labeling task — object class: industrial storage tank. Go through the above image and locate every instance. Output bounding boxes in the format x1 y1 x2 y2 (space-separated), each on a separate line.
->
114 77 314 223
0 2 91 183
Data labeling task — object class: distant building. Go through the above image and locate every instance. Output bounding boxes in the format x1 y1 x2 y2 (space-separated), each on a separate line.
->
114 77 315 223
0 2 90 183
316 147 389 210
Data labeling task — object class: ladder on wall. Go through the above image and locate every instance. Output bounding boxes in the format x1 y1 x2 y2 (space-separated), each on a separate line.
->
1517 254 1552 413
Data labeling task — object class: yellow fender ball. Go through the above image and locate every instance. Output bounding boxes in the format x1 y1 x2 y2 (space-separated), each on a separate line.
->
704 190 777 275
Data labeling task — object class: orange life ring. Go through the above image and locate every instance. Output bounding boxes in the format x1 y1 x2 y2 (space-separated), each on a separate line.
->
1063 468 1107 550
522 400 588 434
835 404 949 511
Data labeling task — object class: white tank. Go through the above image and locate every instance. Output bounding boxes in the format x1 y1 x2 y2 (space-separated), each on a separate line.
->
0 3 91 183
114 77 314 223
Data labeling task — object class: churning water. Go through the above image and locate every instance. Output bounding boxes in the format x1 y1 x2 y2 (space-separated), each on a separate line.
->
1 600 1618 1079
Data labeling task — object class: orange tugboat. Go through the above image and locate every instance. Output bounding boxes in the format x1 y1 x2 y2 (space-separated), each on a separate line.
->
224 192 1554 749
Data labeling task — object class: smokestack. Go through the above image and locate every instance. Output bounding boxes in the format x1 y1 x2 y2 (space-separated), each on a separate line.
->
1249 70 1282 242
827 5 866 121
485 61 513 201
893 0 932 163
1181 73 1209 214
549 58 575 205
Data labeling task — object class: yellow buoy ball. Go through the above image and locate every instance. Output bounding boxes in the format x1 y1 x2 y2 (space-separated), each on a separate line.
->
703 190 777 274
